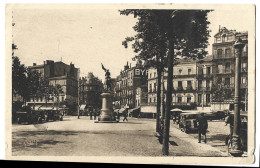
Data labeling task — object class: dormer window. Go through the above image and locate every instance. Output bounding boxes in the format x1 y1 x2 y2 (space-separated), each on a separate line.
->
222 34 226 42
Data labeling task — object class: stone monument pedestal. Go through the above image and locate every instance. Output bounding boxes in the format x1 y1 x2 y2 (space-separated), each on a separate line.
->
95 92 118 123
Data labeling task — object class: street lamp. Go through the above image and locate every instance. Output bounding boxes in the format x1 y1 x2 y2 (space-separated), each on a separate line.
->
230 37 245 157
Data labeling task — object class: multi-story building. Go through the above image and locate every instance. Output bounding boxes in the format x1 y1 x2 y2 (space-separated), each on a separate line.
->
211 27 248 111
114 62 148 109
79 72 103 113
196 55 214 109
27 60 79 112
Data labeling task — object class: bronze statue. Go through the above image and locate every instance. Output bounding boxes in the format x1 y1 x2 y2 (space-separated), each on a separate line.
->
101 63 111 91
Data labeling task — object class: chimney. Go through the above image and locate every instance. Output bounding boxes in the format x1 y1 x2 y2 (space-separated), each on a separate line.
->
130 63 131 68
33 63 36 66
219 25 221 32
44 61 46 65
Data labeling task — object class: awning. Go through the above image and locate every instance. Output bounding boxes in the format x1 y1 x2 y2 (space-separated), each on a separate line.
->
171 108 182 112
141 105 156 113
38 106 54 110
80 105 86 110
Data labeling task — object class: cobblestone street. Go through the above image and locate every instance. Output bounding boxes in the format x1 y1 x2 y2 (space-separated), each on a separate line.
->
12 116 230 157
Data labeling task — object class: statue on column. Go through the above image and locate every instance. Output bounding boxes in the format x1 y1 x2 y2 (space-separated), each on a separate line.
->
101 63 111 91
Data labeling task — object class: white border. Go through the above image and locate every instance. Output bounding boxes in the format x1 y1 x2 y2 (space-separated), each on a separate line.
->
0 0 259 167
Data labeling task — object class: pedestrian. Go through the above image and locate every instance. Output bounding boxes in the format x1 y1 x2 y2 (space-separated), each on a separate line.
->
117 111 120 122
94 109 96 120
197 113 208 143
123 109 128 122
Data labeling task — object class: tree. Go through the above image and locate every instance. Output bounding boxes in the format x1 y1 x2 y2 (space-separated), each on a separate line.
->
49 84 64 110
12 43 28 104
26 69 41 109
120 9 211 155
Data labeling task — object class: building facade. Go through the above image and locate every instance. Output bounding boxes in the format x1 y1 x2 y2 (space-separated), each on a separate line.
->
27 60 79 111
211 27 248 111
114 62 148 109
79 72 103 112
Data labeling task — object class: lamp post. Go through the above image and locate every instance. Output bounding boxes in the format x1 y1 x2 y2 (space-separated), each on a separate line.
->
230 37 244 157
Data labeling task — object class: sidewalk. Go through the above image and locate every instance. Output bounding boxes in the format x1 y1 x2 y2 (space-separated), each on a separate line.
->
168 123 228 156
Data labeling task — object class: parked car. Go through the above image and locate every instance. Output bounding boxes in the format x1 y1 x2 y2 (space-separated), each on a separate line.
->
45 109 63 121
179 111 199 133
204 111 226 121
16 107 45 124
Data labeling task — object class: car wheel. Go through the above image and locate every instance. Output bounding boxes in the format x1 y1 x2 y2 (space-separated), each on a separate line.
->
184 128 188 133
60 116 63 121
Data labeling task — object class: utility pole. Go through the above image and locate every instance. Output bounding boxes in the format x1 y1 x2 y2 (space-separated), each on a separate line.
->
230 37 244 157
78 68 80 119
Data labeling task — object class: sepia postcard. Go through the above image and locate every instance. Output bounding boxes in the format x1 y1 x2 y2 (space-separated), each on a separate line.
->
5 4 256 165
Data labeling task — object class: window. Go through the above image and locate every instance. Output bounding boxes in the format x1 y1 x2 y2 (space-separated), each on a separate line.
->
225 78 230 86
154 83 157 92
207 67 211 75
149 98 152 103
206 80 210 88
188 69 192 75
241 77 247 84
217 49 223 58
206 94 210 104
149 84 152 92
222 34 226 42
178 81 182 88
187 81 192 89
225 63 231 73
225 48 231 58
217 64 223 73
62 96 64 102
154 98 156 103
150 73 152 79
198 80 202 89
187 97 191 103
242 63 247 72
179 69 182 75
154 72 156 78
178 97 182 103
198 94 202 105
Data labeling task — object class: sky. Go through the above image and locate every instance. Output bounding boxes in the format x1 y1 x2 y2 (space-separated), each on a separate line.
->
12 5 253 81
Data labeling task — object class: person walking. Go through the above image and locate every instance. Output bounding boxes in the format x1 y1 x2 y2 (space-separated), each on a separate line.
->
93 109 97 120
197 113 208 143
117 111 120 122
123 109 128 122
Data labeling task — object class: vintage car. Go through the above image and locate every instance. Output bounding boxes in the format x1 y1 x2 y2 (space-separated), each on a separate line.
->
179 111 199 133
45 109 63 121
225 111 248 153
16 107 45 124
204 111 226 121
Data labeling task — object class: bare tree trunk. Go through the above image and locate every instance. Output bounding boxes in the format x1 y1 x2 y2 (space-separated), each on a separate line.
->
156 68 162 132
162 23 174 156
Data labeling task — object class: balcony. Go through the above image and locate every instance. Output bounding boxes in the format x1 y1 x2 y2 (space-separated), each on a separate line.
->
196 74 213 79
197 87 211 91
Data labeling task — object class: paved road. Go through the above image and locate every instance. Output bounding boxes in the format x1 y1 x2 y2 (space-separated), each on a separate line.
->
12 117 228 156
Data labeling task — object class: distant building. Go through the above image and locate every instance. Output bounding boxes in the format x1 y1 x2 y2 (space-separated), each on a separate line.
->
27 60 79 112
114 61 148 109
79 72 103 113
